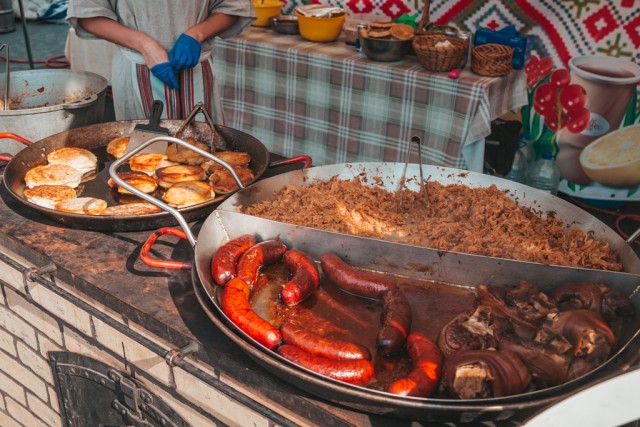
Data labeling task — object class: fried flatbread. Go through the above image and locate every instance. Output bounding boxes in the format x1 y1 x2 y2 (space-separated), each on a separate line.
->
166 137 210 164
55 197 107 215
47 147 98 175
106 136 130 159
391 23 414 41
23 185 77 209
107 171 158 194
156 164 207 188
367 22 393 38
129 153 178 175
162 181 215 208
208 166 255 194
24 164 83 189
100 202 162 216
202 151 252 174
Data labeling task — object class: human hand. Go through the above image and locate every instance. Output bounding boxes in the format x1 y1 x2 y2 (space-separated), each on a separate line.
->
150 62 179 89
169 33 202 70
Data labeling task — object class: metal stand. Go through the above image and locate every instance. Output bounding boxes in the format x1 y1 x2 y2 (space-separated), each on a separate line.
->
16 0 34 69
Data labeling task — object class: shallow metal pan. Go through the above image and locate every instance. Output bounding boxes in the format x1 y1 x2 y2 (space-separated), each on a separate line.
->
137 162 640 422
218 162 640 274
0 119 271 231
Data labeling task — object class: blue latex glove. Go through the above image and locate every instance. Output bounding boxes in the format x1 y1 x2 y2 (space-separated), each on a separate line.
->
169 33 201 71
150 62 179 89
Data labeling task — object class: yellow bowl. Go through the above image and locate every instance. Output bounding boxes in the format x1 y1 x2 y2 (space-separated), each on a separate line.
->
294 10 346 42
253 1 283 27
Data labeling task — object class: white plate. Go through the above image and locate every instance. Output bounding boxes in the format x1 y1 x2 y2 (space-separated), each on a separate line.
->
524 368 640 426
559 179 640 201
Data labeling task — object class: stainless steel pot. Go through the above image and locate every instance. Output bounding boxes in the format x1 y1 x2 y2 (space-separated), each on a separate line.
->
1 69 108 155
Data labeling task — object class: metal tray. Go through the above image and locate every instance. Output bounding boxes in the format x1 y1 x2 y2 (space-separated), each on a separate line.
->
139 161 640 422
218 162 640 274
190 208 640 423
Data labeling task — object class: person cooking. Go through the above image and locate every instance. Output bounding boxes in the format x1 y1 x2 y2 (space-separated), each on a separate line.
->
66 1 255 121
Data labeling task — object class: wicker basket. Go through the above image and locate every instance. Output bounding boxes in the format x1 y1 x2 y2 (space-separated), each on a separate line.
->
471 43 514 76
413 34 468 72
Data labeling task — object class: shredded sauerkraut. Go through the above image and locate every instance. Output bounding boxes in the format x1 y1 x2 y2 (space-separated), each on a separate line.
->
242 177 621 271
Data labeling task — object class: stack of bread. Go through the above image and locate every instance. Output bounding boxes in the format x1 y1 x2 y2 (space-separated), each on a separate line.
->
361 22 414 41
23 147 105 214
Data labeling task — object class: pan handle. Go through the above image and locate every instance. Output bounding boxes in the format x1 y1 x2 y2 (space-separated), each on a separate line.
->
140 227 192 270
1 132 34 145
110 135 243 247
269 155 313 169
0 133 34 162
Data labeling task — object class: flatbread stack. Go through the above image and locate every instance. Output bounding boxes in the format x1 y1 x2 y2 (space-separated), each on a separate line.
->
361 22 414 41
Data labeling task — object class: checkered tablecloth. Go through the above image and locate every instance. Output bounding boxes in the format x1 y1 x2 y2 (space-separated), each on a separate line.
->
212 27 527 169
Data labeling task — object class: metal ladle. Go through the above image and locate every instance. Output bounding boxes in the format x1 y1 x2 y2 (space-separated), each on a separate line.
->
396 135 427 212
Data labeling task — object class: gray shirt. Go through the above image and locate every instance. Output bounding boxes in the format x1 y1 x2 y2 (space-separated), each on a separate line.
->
67 0 256 52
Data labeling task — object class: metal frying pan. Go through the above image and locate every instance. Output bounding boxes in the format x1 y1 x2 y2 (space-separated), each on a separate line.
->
136 162 640 422
0 119 271 231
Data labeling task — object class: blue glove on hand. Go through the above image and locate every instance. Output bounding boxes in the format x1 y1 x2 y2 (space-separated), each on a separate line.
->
169 33 202 71
150 62 179 89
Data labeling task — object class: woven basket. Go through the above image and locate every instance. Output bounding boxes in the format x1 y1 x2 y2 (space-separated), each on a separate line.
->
471 43 514 76
413 34 468 72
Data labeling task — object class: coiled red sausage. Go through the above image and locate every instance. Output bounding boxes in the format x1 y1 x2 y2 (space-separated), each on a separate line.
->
236 240 287 288
320 252 397 299
280 322 371 361
211 234 257 286
220 277 282 350
377 288 412 355
277 344 374 385
387 332 442 398
281 250 320 306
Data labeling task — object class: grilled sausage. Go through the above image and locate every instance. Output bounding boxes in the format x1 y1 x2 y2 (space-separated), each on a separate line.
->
277 344 374 385
320 252 397 299
236 240 287 288
377 288 412 355
220 277 282 350
387 332 442 398
281 250 320 306
211 234 257 286
280 322 371 361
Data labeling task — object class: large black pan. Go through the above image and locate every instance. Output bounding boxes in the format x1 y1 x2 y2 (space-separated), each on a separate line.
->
0 120 275 231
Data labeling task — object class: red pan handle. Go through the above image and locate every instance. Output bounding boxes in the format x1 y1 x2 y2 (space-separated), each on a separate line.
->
0 133 34 162
140 227 192 270
1 132 34 146
269 155 312 169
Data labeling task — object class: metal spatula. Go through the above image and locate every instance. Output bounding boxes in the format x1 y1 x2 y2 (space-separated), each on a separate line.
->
125 100 170 155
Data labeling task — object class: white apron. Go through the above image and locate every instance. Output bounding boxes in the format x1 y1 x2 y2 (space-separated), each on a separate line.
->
113 48 225 123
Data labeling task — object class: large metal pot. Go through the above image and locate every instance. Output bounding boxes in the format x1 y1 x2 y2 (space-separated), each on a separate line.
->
1 69 108 155
139 163 640 423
